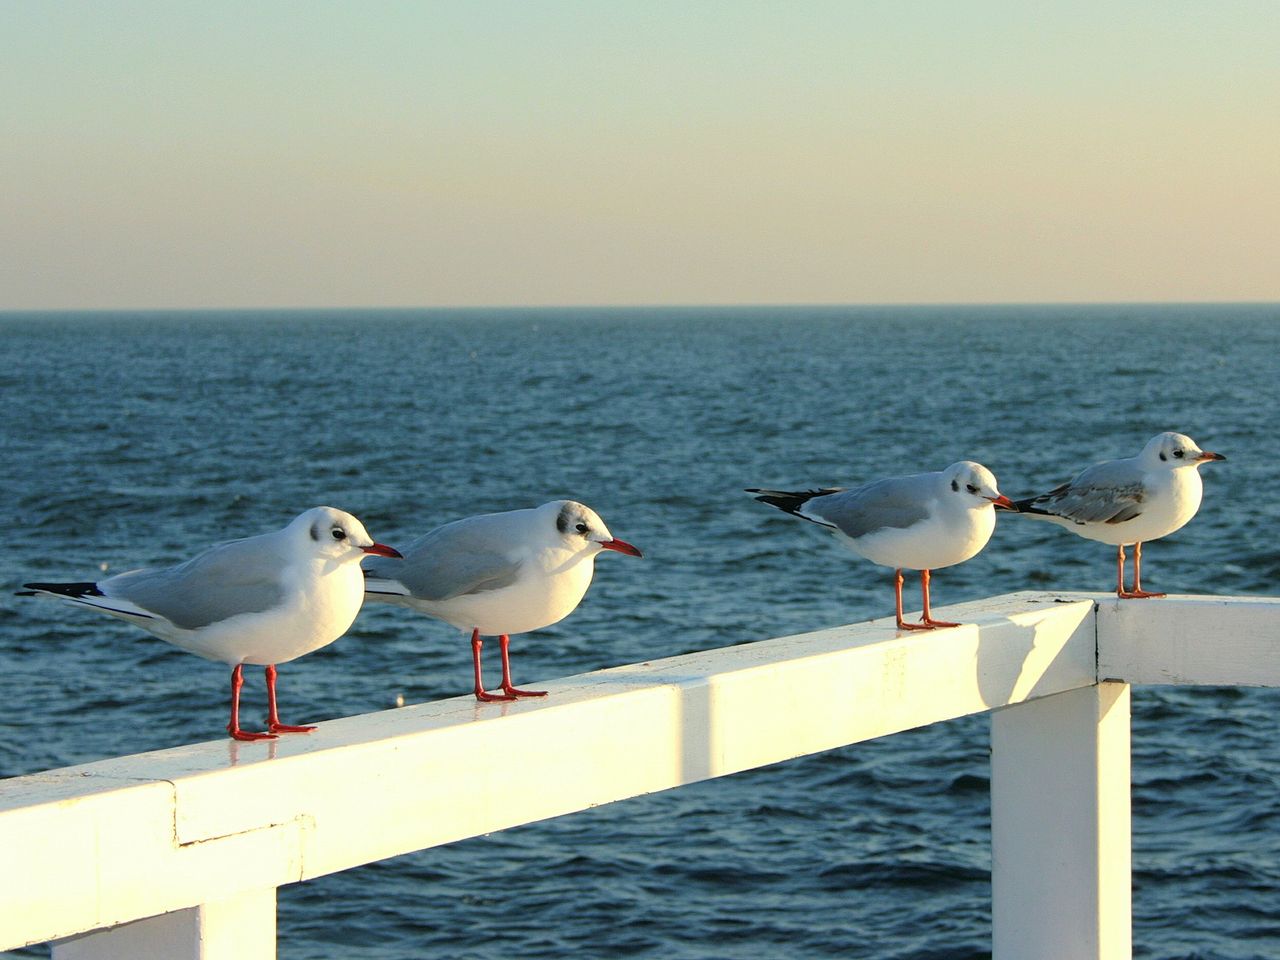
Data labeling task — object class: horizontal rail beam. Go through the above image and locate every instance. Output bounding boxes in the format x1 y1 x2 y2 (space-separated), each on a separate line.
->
0 591 1096 950
1097 594 1280 686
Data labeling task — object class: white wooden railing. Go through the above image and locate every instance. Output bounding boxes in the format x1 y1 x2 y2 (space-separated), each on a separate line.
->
2 592 1278 960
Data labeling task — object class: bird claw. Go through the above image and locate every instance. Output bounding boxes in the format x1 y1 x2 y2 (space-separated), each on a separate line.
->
268 722 317 734
896 618 961 631
227 725 277 742
1118 590 1166 599
475 690 518 703
501 686 548 698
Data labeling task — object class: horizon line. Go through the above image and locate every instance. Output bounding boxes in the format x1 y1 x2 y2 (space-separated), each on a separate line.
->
3 298 1279 317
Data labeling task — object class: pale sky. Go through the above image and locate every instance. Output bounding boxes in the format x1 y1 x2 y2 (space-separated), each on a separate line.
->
2 1 1277 310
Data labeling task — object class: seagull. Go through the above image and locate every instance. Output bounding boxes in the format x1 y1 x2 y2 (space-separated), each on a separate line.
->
363 500 642 702
18 507 402 740
748 461 1015 630
1012 431 1225 598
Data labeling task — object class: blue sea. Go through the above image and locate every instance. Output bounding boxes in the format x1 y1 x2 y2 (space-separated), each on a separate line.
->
2 304 1279 959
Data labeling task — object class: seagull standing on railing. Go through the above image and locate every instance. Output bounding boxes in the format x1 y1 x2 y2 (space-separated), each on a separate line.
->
748 461 1015 630
18 507 402 741
363 500 642 702
1011 431 1225 598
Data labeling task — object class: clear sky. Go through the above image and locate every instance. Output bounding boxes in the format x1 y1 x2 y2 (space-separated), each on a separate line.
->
2 1 1277 310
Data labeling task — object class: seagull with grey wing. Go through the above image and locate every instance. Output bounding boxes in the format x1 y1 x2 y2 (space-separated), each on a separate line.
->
748 461 1015 630
363 500 642 702
1013 431 1225 598
18 507 402 740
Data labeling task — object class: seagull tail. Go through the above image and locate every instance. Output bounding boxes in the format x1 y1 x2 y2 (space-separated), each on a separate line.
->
745 487 842 519
17 581 157 620
363 575 412 602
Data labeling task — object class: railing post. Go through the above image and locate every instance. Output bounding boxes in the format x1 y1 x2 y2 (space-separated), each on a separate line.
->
51 888 276 960
991 682 1131 960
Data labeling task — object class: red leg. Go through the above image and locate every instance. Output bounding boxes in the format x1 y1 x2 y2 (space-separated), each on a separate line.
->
499 634 547 698
1115 544 1127 597
895 568 933 630
472 628 516 702
265 664 316 734
1120 541 1165 599
227 664 275 741
919 569 960 628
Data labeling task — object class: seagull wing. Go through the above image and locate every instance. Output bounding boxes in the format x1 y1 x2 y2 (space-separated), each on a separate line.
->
103 534 288 630
1022 459 1150 525
364 513 521 602
802 474 935 540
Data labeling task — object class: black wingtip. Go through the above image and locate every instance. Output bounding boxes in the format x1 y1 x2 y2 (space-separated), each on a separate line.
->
19 581 105 598
746 488 837 518
1011 497 1051 516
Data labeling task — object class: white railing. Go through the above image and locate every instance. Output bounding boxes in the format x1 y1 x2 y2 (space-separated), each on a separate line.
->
1 592 1277 960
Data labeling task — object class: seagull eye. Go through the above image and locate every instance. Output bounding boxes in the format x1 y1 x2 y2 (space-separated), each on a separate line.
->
966 483 979 494
574 522 590 535
331 527 346 541
1173 449 1185 459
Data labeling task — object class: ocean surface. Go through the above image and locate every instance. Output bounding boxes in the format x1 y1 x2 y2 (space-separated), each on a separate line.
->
2 304 1279 959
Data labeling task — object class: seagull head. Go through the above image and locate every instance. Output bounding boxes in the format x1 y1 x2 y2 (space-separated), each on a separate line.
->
549 500 643 557
295 506 402 563
943 461 1015 510
1141 432 1226 469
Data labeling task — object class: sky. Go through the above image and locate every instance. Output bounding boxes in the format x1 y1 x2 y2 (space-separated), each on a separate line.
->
2 1 1278 310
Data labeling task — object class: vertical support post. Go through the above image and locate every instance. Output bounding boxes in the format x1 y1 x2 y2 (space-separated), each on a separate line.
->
991 683 1131 960
53 888 276 960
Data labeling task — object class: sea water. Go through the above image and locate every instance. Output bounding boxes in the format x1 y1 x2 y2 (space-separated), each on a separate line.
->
2 304 1279 958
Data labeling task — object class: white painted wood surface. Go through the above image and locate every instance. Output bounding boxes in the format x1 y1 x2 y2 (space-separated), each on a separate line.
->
992 683 1132 960
53 890 276 960
1097 594 1280 686
2 592 1277 958
0 592 1095 952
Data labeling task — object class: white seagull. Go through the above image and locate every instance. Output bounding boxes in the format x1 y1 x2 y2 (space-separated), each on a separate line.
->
748 461 1015 630
1013 431 1225 598
363 500 642 702
19 506 402 740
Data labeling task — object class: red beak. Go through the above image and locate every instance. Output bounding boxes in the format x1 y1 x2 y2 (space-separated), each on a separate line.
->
600 538 643 558
362 542 403 559
1196 451 1226 462
989 494 1017 511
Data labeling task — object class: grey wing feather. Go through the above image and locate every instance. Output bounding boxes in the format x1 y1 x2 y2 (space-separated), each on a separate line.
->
1028 459 1149 525
804 475 933 540
364 515 521 602
104 535 286 630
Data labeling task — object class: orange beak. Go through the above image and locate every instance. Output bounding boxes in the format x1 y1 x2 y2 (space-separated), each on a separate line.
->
362 543 403 559
1196 451 1226 462
989 494 1017 511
